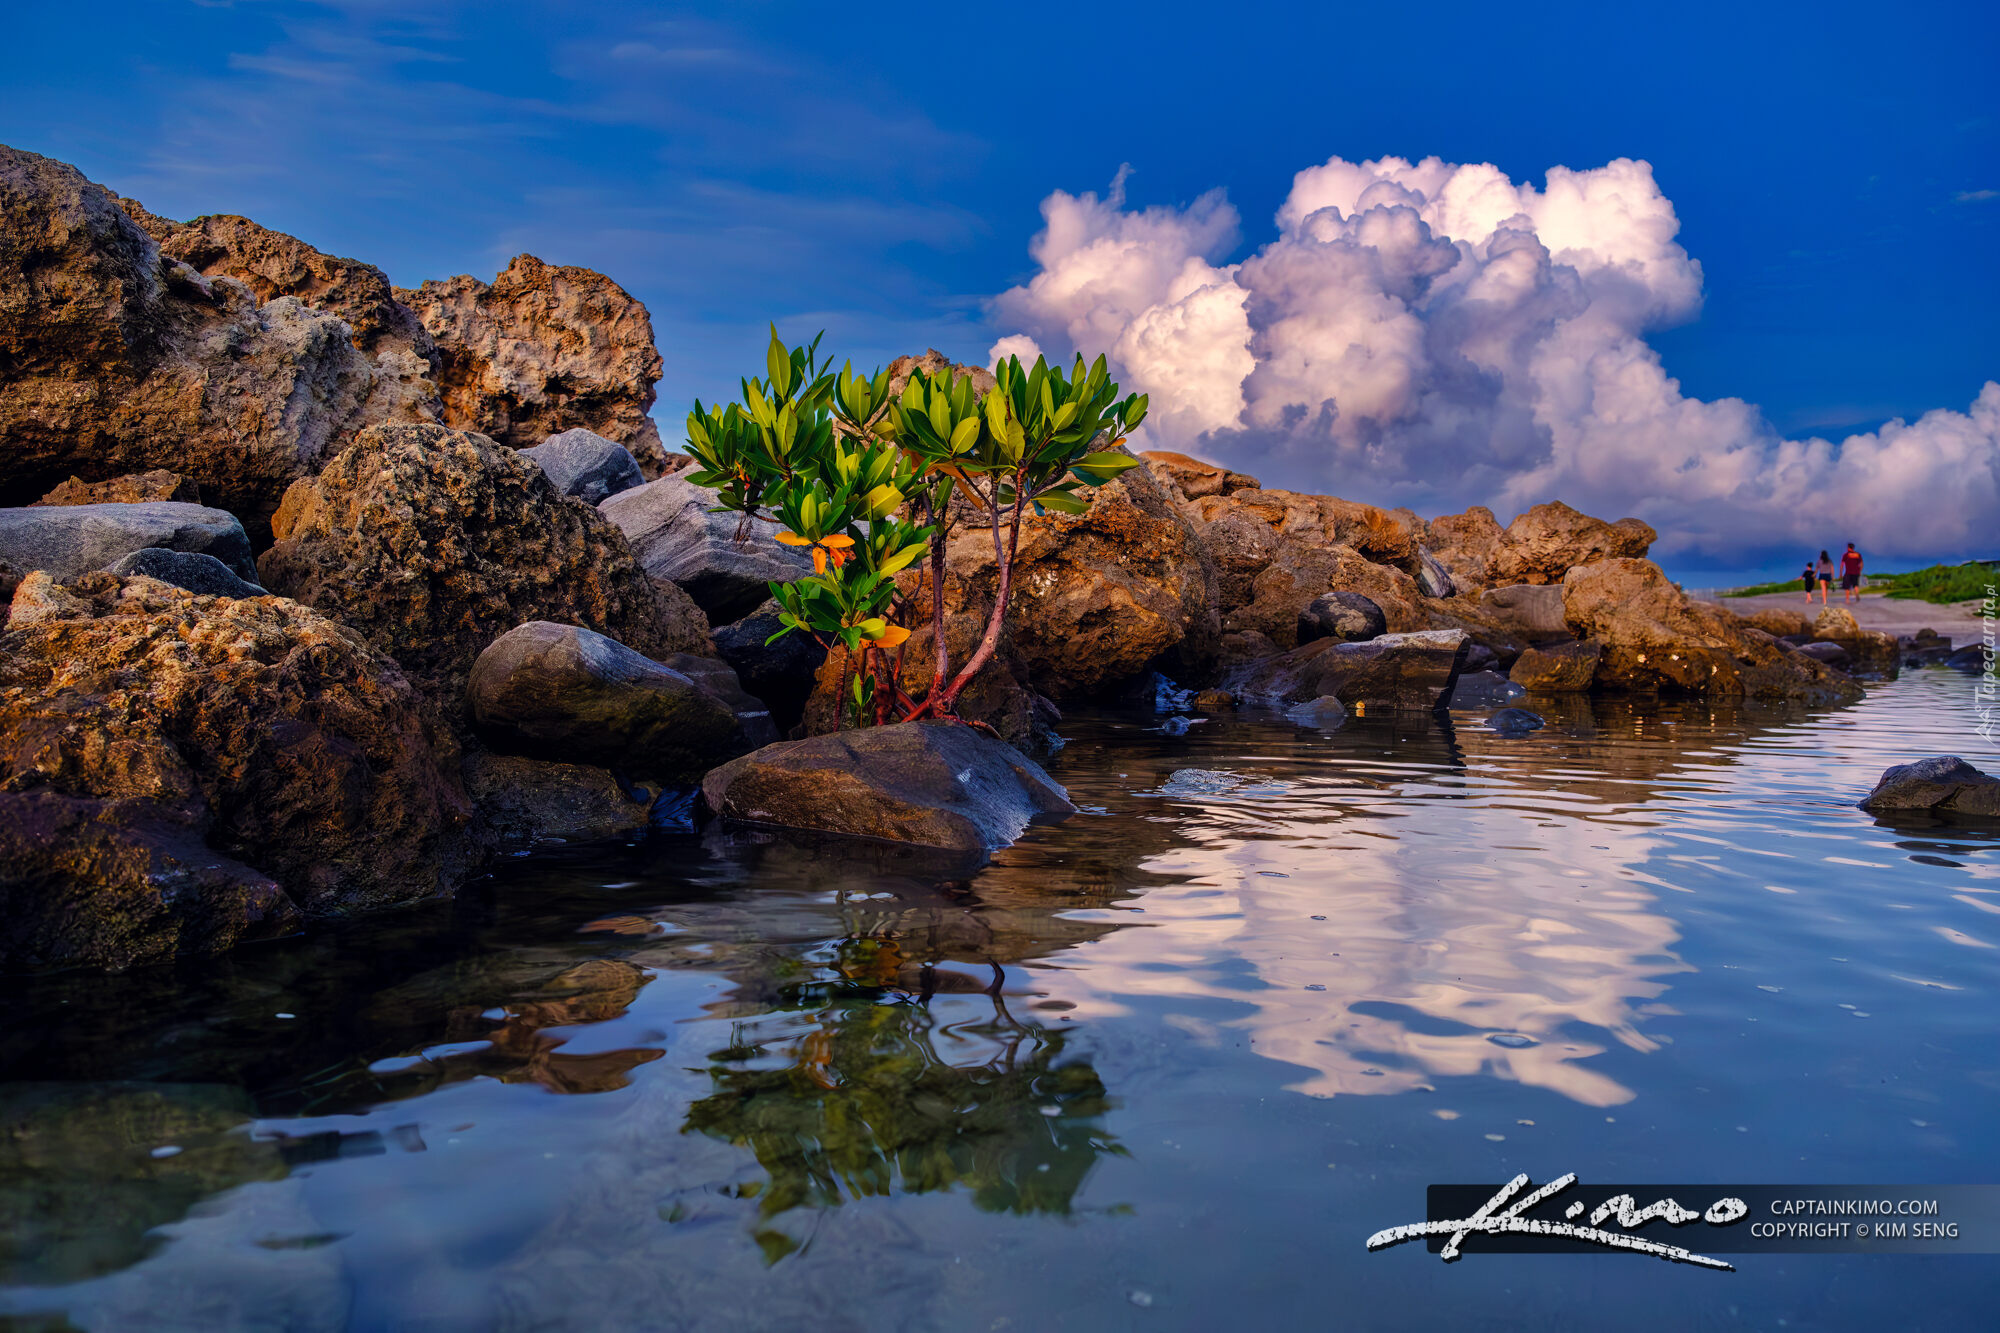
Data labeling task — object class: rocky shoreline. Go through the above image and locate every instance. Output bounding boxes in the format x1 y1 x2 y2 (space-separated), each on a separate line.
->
0 144 1964 972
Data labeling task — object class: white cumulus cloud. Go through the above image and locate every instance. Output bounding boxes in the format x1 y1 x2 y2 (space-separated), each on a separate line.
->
989 156 1999 562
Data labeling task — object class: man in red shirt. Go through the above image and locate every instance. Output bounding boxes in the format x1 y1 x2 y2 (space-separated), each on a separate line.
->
1839 543 1864 604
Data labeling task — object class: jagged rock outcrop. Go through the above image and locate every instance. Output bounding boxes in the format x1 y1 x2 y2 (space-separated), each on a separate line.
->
1141 450 1261 500
465 621 773 782
258 424 709 708
1560 559 1863 702
1298 590 1387 644
148 211 442 426
397 254 672 475
917 453 1220 698
1509 639 1603 693
1462 502 1656 588
0 147 420 532
599 474 811 625
520 428 645 505
1737 606 1812 638
32 471 198 506
0 571 480 970
701 721 1074 854
0 502 257 584
1189 489 1421 568
1224 629 1470 714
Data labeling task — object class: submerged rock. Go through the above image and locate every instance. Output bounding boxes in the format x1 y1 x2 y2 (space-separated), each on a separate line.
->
1486 707 1546 735
519 428 646 505
1509 640 1603 694
0 571 479 970
1793 640 1850 667
259 424 709 706
1857 756 2000 817
1225 628 1469 714
1450 669 1527 708
465 622 772 784
599 474 811 626
0 502 256 583
701 720 1074 853
104 548 264 599
1297 590 1387 645
1284 696 1348 731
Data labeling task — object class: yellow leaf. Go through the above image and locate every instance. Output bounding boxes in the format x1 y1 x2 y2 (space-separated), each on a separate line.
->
774 531 811 547
874 624 912 647
821 534 855 548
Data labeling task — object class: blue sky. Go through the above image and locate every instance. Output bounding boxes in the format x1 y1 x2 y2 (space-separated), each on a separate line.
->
6 1 1996 579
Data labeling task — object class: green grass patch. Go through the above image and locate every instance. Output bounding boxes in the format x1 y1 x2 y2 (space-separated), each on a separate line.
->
1874 561 2000 605
1723 577 1818 598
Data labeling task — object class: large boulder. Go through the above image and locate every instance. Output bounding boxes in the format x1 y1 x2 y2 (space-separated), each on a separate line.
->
1812 606 1861 638
712 599 828 734
1139 450 1260 500
1478 583 1571 639
32 470 198 506
598 474 811 625
519 428 645 505
147 211 442 426
462 753 656 848
0 572 480 969
104 548 264 599
1424 505 1507 590
258 425 710 706
1189 489 1419 567
1509 639 1603 693
1491 503 1656 585
396 254 673 475
1223 629 1470 714
1738 606 1812 638
1560 559 1863 702
1298 590 1387 645
0 502 257 583
0 147 423 534
465 621 774 782
701 720 1074 853
921 452 1221 698
1857 757 2000 817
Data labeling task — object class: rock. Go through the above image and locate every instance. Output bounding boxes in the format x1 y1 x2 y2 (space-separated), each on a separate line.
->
1191 489 1418 567
462 752 654 848
1219 629 1280 665
885 349 997 399
1284 696 1348 730
658 652 783 750
1139 450 1260 499
259 424 710 706
1224 628 1469 714
1560 559 1864 703
1486 707 1546 735
1478 583 1571 639
0 502 257 582
0 792 299 972
1832 631 1900 679
1492 502 1656 585
701 720 1075 853
1450 670 1526 708
465 622 772 783
1191 688 1235 712
1900 634 1954 667
1813 607 1862 638
1414 548 1457 599
598 474 811 625
1508 639 1604 693
0 148 420 535
1857 756 2000 817
1946 645 1987 673
33 470 199 506
1463 642 1500 673
712 600 828 734
396 254 673 475
104 548 264 599
519 428 645 505
0 559 19 612
1298 590 1387 645
1424 505 1507 590
1738 606 1812 638
149 211 441 427
921 451 1221 698
1793 639 1851 667
0 572 480 969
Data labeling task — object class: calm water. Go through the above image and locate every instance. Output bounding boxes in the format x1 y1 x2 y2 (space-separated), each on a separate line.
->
3 670 1996 1331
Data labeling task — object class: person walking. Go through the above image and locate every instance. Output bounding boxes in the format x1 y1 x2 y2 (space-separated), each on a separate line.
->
1801 560 1817 603
1839 542 1864 605
1815 550 1835 606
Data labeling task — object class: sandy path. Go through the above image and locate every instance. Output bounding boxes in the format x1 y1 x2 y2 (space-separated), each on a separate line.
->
1720 588 1990 646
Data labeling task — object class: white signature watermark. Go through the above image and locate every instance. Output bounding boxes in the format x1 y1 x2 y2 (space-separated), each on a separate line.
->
1366 1173 1748 1269
1978 584 1997 747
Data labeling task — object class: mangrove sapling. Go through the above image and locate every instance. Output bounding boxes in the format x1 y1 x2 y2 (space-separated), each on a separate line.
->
683 330 1149 729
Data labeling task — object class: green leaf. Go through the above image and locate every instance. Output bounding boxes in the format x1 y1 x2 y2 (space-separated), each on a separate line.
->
1037 489 1090 514
949 416 980 455
1073 450 1140 481
766 328 793 399
877 540 927 576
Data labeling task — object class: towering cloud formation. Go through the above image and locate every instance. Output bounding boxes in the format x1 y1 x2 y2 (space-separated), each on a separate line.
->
991 157 1999 561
